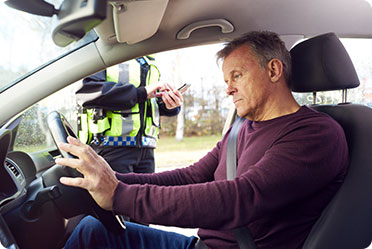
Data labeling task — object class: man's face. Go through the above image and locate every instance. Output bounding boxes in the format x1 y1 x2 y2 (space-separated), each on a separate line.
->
222 44 273 120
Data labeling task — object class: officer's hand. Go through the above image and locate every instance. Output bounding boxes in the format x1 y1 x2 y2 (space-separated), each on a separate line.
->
145 82 170 98
56 136 119 211
161 84 183 109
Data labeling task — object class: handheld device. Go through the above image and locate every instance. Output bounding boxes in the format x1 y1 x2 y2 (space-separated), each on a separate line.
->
177 83 191 94
155 83 191 99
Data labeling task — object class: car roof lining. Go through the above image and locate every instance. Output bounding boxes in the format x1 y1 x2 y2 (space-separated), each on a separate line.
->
93 0 372 66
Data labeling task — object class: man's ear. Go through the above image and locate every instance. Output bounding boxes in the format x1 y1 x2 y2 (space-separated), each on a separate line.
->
267 59 283 83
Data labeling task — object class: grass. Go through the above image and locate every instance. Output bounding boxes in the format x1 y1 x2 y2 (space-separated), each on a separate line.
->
155 135 221 169
14 135 222 170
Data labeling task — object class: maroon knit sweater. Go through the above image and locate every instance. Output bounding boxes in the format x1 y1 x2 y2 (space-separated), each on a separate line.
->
113 106 349 249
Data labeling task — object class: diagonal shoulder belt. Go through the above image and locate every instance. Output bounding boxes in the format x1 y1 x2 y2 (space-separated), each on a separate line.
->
226 116 258 249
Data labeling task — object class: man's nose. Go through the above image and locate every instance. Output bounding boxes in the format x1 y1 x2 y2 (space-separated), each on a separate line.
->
226 84 235 95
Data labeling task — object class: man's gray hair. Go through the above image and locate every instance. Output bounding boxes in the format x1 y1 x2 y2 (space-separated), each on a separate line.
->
216 31 291 82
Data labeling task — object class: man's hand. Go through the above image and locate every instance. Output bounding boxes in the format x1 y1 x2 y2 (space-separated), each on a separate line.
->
145 82 183 109
55 136 119 211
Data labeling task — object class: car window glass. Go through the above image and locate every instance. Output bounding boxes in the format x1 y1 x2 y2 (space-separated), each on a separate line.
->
13 83 79 153
0 0 98 93
12 39 372 154
13 44 227 153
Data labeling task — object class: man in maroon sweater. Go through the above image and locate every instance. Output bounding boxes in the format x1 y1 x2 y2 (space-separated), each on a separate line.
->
57 31 349 249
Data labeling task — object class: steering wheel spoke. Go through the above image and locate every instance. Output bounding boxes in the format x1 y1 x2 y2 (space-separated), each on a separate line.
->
45 111 125 234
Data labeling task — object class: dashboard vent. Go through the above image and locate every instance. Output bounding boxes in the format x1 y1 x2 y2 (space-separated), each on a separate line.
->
4 159 25 186
5 161 19 177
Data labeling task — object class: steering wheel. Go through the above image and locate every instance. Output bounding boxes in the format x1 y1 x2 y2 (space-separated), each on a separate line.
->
42 111 125 234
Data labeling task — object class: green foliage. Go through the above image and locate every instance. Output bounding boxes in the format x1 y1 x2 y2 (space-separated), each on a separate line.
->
160 90 226 137
159 116 178 136
183 108 224 136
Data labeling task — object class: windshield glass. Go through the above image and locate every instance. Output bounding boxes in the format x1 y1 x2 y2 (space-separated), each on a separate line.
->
0 0 98 92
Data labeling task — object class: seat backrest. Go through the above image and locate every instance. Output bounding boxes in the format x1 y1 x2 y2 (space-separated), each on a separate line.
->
290 32 372 249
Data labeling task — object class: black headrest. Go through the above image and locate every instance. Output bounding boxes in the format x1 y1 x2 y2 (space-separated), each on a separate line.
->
290 32 360 92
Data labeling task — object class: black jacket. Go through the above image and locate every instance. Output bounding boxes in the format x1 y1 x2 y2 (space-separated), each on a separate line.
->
76 70 180 116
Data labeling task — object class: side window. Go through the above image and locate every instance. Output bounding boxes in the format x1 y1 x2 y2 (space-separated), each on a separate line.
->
12 44 228 169
155 44 228 138
14 82 80 153
13 39 371 157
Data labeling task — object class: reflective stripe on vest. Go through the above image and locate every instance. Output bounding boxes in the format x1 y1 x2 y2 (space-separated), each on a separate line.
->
78 57 161 148
78 113 90 144
93 135 156 147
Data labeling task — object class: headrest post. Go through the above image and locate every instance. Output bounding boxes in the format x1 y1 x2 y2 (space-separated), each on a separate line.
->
342 89 347 103
313 92 317 105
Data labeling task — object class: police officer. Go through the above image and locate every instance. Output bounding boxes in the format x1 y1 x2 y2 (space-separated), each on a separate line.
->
76 56 182 174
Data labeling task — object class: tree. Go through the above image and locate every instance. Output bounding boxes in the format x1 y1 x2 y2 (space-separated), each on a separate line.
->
156 44 229 138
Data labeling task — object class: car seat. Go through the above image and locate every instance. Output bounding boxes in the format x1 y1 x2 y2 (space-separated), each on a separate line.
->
290 32 372 249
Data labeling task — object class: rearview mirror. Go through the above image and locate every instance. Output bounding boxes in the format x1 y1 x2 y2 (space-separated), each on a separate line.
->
4 0 58 17
52 0 107 47
5 0 107 47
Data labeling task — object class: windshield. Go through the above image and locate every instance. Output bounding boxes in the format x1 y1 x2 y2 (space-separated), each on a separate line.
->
0 0 98 93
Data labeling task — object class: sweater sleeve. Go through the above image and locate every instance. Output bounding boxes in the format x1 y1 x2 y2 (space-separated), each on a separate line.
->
112 118 348 230
158 99 181 117
115 142 221 185
75 70 147 110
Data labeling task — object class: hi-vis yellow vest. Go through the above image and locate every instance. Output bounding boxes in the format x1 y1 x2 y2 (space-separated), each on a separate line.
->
78 57 161 148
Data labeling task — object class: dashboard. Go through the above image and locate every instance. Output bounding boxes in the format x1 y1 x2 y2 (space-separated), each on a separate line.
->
1 149 56 208
1 158 26 206
0 126 66 249
0 111 122 248
0 212 17 248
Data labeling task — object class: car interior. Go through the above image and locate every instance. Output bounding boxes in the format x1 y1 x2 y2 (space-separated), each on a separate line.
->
1 0 372 248
290 32 372 249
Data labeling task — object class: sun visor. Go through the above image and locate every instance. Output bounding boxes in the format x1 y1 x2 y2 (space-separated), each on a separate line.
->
111 0 169 44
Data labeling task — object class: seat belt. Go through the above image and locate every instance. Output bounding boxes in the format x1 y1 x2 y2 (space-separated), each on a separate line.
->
226 115 258 249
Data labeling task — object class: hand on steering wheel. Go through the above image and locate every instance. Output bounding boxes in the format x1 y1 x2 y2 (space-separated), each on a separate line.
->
57 136 118 211
44 111 125 234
